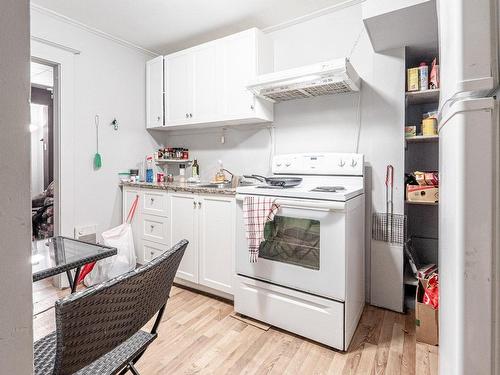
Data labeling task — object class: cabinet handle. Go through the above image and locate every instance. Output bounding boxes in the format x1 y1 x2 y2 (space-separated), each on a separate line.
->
198 201 202 208
150 224 155 231
250 105 254 110
189 113 193 118
151 251 155 258
150 197 155 203
185 113 189 118
157 116 161 121
193 201 197 208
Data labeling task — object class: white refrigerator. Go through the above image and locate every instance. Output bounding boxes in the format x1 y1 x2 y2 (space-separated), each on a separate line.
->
438 1 499 374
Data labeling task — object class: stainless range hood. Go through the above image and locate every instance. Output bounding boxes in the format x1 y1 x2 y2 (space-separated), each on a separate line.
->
247 58 361 103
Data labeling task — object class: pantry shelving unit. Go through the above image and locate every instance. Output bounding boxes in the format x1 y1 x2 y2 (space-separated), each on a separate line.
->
405 135 439 143
405 88 440 105
403 45 440 309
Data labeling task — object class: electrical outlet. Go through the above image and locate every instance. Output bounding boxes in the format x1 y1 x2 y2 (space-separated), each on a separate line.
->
74 225 97 243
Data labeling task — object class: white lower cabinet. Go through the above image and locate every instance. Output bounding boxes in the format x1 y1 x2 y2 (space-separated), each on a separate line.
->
123 187 236 296
198 195 235 294
170 193 235 295
170 193 199 283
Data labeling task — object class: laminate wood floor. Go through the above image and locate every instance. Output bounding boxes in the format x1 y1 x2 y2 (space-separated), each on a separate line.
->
33 281 438 374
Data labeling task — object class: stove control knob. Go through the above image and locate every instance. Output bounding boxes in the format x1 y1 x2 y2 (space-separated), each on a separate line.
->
338 160 346 167
351 159 357 167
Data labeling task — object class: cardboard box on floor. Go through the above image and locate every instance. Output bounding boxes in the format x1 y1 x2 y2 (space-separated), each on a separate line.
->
415 278 439 345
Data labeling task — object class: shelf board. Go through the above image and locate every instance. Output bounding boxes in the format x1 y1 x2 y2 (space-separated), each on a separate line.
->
404 273 418 286
406 89 440 105
405 135 439 143
405 200 438 206
155 159 193 164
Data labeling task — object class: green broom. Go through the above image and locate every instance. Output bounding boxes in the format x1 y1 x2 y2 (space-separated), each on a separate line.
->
94 114 102 169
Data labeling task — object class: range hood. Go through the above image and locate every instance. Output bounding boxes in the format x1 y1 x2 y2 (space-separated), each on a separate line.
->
247 58 360 103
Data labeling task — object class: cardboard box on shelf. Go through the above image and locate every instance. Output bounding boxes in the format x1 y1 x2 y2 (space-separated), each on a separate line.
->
407 185 439 203
416 278 439 345
407 68 420 91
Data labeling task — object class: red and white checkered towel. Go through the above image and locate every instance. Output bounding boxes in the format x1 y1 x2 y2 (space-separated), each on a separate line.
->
243 196 280 262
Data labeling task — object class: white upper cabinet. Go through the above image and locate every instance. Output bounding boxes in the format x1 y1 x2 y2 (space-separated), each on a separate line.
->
193 43 218 122
165 51 193 124
148 28 274 130
146 56 164 128
220 31 256 118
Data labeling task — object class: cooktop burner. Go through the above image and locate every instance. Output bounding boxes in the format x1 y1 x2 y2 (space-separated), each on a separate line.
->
256 185 294 189
310 186 346 192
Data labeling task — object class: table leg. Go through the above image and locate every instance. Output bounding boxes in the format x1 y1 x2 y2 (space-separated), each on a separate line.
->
71 266 82 293
65 270 74 290
65 267 82 293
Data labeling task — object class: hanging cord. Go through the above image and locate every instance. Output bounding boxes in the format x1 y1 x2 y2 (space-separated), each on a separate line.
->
354 92 362 153
348 27 365 62
267 125 276 174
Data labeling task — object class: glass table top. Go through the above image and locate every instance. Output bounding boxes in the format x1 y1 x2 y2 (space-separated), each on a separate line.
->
32 236 117 282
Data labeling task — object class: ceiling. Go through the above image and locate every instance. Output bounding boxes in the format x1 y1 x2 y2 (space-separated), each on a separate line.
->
31 0 351 54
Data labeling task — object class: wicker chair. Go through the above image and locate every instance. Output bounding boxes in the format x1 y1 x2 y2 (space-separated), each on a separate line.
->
34 239 188 375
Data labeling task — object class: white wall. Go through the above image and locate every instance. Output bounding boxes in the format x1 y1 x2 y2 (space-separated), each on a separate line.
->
0 1 33 373
31 7 159 238
158 4 405 297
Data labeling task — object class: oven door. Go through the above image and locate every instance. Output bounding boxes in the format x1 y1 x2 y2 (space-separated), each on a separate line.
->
236 195 346 301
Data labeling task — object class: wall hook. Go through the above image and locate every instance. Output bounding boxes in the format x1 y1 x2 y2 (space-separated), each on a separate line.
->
111 118 119 130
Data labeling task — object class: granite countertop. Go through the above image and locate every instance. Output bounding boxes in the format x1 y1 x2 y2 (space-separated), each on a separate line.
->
120 181 237 196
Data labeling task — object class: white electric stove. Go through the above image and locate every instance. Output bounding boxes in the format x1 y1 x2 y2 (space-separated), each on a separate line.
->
234 152 365 351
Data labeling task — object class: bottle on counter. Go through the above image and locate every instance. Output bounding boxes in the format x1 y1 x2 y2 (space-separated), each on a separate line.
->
192 159 200 179
179 164 186 183
146 155 154 183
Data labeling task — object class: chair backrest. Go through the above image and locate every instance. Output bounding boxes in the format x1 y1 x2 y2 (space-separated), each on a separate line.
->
52 239 188 374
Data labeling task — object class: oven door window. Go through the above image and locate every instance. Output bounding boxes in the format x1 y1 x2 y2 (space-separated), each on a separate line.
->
259 216 320 270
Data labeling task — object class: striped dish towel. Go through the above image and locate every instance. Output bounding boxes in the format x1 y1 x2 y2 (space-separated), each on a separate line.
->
243 196 280 262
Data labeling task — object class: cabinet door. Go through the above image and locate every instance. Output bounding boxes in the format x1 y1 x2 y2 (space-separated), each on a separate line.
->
123 188 143 263
165 52 193 125
198 196 235 294
170 193 198 283
221 31 256 117
192 43 218 122
146 56 164 128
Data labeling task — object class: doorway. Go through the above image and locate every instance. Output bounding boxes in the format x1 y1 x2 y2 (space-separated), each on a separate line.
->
31 60 56 240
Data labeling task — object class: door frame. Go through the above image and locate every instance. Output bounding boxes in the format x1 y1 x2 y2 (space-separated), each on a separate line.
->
31 41 76 237
30 85 54 190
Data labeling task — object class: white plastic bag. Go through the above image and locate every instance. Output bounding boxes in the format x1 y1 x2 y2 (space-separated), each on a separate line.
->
84 196 138 286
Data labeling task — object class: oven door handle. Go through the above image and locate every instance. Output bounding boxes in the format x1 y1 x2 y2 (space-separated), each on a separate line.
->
235 194 345 212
